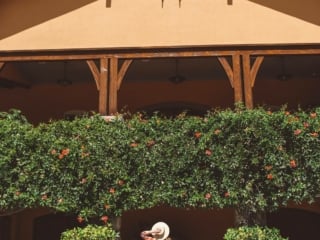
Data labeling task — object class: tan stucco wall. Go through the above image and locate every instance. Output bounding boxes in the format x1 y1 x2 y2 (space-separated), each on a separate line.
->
1 0 320 51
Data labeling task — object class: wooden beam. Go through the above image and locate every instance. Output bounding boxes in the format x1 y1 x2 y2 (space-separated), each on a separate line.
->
250 56 264 87
109 57 118 114
246 49 320 55
99 58 109 115
117 59 133 90
232 54 243 103
2 45 320 62
218 56 234 88
86 60 100 90
0 50 236 62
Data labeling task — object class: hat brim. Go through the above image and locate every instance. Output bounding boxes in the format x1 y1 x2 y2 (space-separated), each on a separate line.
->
151 222 170 240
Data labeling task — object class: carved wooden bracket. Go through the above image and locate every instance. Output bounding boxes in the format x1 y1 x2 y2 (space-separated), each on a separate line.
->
218 55 243 103
86 60 100 90
218 56 235 88
0 62 5 72
118 59 133 90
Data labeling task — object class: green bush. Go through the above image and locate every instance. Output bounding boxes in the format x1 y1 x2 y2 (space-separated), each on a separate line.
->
0 106 319 222
60 224 119 240
223 226 287 240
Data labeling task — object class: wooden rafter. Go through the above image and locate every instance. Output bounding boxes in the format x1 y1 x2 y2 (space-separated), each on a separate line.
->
86 60 100 90
117 59 133 90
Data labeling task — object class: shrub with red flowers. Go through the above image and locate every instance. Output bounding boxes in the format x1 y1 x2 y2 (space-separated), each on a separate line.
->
0 106 319 227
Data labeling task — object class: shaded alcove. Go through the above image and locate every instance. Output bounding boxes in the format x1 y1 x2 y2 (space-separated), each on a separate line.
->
267 208 320 240
120 206 235 240
33 213 80 240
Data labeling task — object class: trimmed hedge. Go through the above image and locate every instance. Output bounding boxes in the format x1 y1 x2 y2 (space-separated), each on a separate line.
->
0 106 319 222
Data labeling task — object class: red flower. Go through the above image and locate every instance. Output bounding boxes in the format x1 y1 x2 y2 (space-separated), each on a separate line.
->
118 180 124 186
265 165 272 171
109 188 115 194
285 111 290 116
194 131 201 139
310 112 317 118
146 140 155 147
303 122 310 128
41 194 48 200
290 160 297 168
100 215 108 224
267 174 273 180
80 178 87 184
310 132 319 137
294 129 302 135
130 142 138 147
205 149 212 156
205 193 211 200
77 216 84 223
58 154 64 159
104 204 110 210
214 129 221 135
61 148 70 156
224 192 230 198
51 149 56 155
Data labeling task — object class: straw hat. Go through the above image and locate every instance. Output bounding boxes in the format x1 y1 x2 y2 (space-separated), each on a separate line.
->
151 222 170 240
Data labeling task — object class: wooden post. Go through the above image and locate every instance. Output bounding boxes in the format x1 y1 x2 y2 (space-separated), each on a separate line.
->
242 54 264 109
232 54 243 103
109 57 118 114
99 58 109 115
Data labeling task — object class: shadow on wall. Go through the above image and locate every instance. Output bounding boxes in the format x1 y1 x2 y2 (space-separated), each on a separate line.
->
249 0 320 26
0 0 97 40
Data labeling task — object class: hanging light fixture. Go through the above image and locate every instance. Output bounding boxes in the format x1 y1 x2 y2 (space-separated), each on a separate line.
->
277 56 291 81
57 61 72 86
169 58 186 84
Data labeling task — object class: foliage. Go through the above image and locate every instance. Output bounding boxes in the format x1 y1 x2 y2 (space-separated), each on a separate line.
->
60 224 119 240
0 106 319 222
223 226 287 240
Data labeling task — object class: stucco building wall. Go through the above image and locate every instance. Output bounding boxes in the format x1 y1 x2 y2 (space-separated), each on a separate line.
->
1 0 320 51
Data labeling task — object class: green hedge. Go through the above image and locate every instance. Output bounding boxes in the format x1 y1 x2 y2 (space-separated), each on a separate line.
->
0 106 319 221
223 226 287 240
60 224 119 240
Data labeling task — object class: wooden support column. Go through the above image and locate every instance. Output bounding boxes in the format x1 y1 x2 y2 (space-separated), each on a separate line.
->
109 57 118 114
242 54 264 109
218 54 243 104
99 58 109 115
